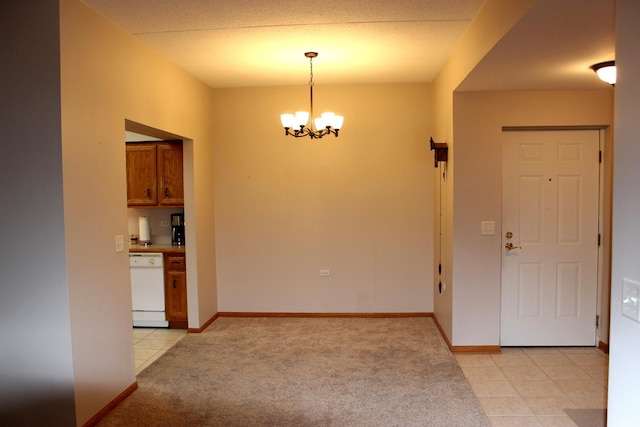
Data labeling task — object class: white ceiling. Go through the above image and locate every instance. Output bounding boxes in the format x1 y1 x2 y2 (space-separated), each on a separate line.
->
80 0 614 90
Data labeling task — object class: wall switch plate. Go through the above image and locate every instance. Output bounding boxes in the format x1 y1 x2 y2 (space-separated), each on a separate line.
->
320 269 330 277
115 235 125 253
481 221 496 235
622 278 640 323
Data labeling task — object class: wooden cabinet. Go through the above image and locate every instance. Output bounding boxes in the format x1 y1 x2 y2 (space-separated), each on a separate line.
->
164 252 187 328
126 144 157 206
157 143 184 205
126 141 183 207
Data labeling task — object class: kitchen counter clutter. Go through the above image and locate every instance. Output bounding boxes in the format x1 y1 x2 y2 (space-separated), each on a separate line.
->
129 243 185 253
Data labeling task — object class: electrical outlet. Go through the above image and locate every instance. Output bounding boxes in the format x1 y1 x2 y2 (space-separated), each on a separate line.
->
115 235 124 253
320 269 330 277
161 220 170 228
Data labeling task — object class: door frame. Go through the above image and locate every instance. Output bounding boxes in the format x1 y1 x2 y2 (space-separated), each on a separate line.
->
500 126 610 348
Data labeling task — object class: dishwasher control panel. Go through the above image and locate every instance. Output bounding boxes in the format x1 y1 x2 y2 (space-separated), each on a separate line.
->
129 253 163 267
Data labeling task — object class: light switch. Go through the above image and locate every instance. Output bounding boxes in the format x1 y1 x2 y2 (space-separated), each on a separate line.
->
622 278 640 323
481 221 496 235
115 235 125 253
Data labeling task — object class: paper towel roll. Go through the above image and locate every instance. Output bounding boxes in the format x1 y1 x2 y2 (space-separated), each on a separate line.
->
139 216 151 243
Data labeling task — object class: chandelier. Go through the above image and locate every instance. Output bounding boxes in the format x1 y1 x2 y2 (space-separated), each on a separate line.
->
280 52 344 139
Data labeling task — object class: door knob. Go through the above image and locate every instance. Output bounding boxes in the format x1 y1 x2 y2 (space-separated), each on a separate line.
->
505 242 521 251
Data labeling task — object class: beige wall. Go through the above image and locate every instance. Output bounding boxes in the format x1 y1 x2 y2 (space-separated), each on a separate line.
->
432 0 536 341
60 0 216 424
212 84 434 313
452 90 613 346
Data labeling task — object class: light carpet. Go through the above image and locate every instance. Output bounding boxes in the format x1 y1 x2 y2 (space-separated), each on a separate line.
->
100 317 490 426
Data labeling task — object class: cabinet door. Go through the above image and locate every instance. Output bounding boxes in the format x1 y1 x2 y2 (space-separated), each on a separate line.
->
165 269 188 322
126 144 157 206
157 143 184 206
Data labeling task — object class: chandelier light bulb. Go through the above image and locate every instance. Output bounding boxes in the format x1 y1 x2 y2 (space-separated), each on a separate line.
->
323 112 344 130
280 114 294 128
295 111 310 127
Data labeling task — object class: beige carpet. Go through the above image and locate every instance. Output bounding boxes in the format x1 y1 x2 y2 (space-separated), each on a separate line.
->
100 317 490 426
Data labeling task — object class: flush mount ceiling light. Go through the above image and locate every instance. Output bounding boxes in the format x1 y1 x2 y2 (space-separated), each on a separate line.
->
280 52 344 139
590 60 616 86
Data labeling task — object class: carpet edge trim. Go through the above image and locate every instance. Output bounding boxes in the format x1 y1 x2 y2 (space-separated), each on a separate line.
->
82 381 138 427
188 312 220 333
216 312 433 318
432 314 501 354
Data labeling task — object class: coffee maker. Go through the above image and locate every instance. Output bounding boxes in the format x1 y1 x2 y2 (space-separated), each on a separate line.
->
171 213 185 246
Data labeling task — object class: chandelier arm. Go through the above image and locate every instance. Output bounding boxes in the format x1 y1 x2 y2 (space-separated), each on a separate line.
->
284 125 338 139
284 127 315 138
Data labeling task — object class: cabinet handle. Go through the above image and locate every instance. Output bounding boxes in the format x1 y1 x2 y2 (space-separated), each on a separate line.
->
165 188 169 197
173 279 177 289
147 188 151 198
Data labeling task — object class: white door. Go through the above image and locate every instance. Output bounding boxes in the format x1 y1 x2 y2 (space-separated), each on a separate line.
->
501 129 600 346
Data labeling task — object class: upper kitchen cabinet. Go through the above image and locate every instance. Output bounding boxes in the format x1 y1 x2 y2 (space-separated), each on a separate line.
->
126 143 156 206
156 143 184 205
126 141 184 207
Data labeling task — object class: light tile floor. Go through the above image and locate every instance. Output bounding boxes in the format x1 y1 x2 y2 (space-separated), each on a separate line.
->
133 327 187 375
456 347 608 427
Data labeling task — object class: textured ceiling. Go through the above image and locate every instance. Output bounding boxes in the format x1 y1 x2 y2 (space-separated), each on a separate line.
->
80 0 615 90
458 0 615 91
80 0 484 88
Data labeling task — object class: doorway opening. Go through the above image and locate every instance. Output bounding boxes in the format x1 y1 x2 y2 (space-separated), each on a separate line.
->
125 119 194 374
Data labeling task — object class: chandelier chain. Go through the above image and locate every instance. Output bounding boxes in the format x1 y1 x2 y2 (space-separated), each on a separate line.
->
309 56 314 87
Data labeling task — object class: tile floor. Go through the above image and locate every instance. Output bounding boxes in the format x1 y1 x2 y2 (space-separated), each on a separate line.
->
133 327 608 426
133 327 187 374
456 346 609 427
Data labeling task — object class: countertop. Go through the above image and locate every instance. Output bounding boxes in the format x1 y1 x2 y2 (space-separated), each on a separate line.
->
129 243 185 253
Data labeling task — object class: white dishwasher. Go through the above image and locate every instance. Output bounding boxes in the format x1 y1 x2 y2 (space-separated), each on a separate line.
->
129 253 168 328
